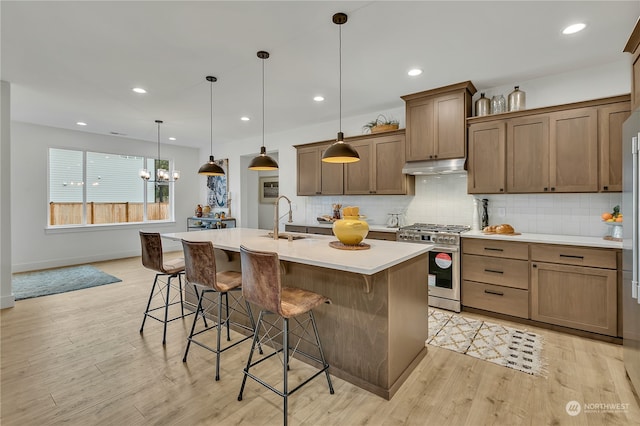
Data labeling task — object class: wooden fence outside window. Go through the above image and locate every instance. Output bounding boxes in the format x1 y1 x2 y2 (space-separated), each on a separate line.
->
49 202 169 225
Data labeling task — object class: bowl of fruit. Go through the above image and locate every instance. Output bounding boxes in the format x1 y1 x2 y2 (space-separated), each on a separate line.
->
602 205 623 240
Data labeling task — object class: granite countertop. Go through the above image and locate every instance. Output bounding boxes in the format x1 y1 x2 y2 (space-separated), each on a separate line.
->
462 230 623 249
287 221 399 233
162 227 430 275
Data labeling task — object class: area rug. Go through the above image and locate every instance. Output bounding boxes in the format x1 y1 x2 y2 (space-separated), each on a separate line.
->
12 265 122 300
427 309 546 377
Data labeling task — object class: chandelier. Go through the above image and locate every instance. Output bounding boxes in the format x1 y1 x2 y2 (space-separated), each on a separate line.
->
140 120 180 183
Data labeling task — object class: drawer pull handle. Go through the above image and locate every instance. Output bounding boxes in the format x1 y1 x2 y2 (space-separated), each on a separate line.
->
484 289 504 296
484 247 504 252
484 269 504 274
559 254 584 260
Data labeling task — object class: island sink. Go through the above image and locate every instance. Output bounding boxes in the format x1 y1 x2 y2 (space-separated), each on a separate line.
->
265 232 306 240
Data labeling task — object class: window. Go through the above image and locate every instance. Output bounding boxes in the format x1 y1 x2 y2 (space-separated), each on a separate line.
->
49 148 174 226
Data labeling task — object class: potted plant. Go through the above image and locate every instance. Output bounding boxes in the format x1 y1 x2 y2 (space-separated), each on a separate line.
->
362 114 400 134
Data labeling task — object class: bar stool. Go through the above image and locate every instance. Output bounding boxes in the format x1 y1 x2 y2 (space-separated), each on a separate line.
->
139 231 192 345
237 245 334 426
181 239 258 381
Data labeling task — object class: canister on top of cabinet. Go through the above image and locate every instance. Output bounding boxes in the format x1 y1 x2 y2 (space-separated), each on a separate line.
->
475 93 490 116
508 86 526 111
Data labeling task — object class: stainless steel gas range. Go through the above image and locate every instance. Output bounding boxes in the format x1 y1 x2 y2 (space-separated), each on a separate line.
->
397 223 470 312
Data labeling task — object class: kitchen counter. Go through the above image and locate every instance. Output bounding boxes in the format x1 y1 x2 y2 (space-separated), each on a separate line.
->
163 227 428 275
287 221 399 233
161 227 431 399
462 230 623 249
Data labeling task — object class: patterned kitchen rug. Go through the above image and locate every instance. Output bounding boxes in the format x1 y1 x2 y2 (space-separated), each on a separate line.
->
427 309 546 377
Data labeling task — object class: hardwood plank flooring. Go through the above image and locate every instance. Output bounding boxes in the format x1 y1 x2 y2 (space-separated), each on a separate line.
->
2 253 640 425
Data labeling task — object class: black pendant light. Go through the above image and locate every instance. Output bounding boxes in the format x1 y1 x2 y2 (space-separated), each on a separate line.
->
248 51 279 171
322 12 360 164
198 76 225 176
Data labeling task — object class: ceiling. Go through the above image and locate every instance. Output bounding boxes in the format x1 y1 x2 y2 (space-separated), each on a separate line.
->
2 1 639 151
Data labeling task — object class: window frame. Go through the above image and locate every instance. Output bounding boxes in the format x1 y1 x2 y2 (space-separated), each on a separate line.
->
47 147 177 229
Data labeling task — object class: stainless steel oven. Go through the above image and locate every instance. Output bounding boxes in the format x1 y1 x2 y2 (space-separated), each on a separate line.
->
397 223 469 312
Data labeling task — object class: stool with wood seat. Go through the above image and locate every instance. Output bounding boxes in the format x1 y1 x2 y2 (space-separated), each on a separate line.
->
181 239 258 381
139 231 192 345
237 245 334 426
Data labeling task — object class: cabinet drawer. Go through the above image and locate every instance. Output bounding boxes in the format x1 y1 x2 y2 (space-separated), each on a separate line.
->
462 254 529 289
530 244 616 269
462 238 529 260
366 231 397 241
306 226 333 235
462 280 529 319
285 225 307 233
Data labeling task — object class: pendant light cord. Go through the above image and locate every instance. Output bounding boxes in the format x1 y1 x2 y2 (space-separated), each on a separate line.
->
157 121 161 162
339 23 342 134
210 79 213 156
262 56 265 149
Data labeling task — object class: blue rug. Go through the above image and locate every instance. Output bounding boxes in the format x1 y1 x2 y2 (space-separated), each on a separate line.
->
12 265 122 300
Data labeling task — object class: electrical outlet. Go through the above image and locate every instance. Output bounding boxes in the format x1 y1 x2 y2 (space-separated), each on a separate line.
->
497 207 506 217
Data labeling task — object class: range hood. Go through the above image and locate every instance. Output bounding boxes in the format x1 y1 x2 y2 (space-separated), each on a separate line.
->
402 158 466 175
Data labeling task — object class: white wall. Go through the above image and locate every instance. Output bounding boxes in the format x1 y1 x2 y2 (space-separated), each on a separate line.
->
11 122 200 272
1 81 14 308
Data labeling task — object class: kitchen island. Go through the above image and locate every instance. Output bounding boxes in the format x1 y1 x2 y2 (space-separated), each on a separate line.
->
162 228 432 399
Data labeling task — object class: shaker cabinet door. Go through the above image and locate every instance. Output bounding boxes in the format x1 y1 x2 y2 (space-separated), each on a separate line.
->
506 115 550 193
467 121 506 194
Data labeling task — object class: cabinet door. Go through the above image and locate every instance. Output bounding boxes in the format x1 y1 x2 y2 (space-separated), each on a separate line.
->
467 121 506 194
319 145 344 195
434 92 466 159
344 140 373 195
549 108 598 192
405 97 434 161
297 146 321 195
506 115 550 193
599 102 631 192
373 134 407 194
531 262 617 336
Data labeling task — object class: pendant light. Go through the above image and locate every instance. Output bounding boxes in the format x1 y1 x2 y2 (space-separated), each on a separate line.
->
198 76 225 176
248 50 279 171
139 120 180 182
322 12 360 164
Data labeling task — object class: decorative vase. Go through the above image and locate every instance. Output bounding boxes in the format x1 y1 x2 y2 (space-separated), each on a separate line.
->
332 216 369 245
507 85 526 111
475 93 490 116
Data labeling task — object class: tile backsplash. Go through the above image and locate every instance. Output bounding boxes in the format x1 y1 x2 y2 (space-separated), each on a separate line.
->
301 172 621 238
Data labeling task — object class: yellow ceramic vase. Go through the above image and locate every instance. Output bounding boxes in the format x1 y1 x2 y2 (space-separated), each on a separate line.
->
332 216 369 245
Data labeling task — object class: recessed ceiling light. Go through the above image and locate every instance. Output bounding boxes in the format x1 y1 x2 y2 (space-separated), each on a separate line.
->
241 116 250 121
132 87 147 94
408 68 423 77
562 23 586 35
313 96 325 102
168 137 176 141
76 121 87 126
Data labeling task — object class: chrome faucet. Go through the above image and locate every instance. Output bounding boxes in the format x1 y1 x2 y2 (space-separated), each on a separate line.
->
273 195 293 240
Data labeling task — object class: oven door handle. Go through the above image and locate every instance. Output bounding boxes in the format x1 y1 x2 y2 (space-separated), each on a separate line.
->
431 246 458 253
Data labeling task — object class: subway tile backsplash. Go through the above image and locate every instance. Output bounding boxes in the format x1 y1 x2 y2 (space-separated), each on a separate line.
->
302 172 621 238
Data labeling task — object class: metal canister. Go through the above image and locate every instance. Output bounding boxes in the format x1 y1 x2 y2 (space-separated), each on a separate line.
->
475 93 490 116
508 86 526 111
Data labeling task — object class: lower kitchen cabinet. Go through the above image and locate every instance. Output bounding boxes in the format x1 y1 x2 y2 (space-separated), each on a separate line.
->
530 245 618 336
462 239 530 318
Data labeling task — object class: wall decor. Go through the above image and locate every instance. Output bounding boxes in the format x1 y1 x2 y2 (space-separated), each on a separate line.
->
207 158 228 208
259 176 279 204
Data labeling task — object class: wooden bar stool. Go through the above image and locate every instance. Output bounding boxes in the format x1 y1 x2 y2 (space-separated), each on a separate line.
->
181 240 257 381
237 245 334 426
139 231 192 345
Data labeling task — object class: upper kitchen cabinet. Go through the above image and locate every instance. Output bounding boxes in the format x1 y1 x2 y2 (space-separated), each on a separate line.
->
295 130 414 196
467 120 506 194
467 95 630 194
344 131 414 195
599 102 632 192
401 81 476 162
624 19 640 111
296 143 343 196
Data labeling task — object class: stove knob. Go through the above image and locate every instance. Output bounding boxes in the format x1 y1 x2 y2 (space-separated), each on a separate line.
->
436 236 443 243
448 236 456 244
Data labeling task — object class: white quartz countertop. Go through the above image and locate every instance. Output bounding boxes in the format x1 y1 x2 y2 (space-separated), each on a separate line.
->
162 228 431 275
287 221 399 233
462 230 623 249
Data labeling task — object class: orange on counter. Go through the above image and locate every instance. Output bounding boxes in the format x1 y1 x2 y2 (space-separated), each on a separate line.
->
602 212 613 220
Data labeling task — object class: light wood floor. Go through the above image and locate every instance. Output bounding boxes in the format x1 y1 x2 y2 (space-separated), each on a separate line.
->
2 253 640 425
